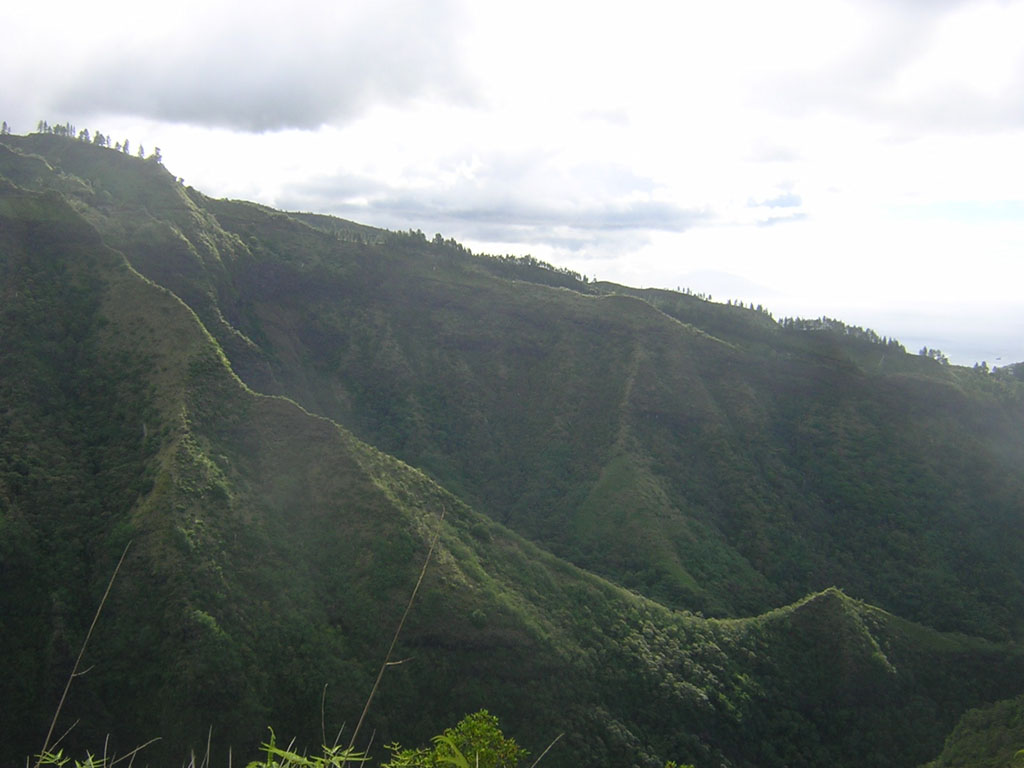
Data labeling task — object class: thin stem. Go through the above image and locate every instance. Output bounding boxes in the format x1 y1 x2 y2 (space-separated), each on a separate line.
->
111 737 162 767
321 683 329 747
347 507 445 754
527 733 563 768
35 542 132 768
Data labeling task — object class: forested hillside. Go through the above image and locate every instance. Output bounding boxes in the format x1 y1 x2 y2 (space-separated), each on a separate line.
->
2 132 1023 767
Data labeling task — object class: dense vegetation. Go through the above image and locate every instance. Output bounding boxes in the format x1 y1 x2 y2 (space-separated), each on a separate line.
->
922 695 1024 768
2 130 1024 767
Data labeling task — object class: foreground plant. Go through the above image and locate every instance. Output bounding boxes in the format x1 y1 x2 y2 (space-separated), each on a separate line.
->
245 729 367 768
381 710 527 768
35 749 107 768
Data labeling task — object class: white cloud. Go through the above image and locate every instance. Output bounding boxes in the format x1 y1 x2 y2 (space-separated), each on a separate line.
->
3 0 475 131
3 0 1023 364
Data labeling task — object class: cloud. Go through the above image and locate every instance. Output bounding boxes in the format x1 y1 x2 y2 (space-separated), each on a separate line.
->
4 0 475 132
753 0 1024 135
892 200 1024 223
282 184 709 251
680 270 783 300
745 140 803 164
756 212 809 227
278 152 709 250
579 108 632 126
749 192 802 208
5 0 1018 366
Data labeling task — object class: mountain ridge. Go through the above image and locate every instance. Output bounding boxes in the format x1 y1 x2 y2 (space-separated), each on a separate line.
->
2 132 1023 767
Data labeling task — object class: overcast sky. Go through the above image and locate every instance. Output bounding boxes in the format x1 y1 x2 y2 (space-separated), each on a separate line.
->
3 0 1023 365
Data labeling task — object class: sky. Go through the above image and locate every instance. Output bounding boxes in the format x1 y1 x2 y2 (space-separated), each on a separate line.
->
3 0 1023 366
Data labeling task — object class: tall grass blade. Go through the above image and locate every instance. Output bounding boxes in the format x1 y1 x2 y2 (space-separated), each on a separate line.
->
347 507 446 754
35 542 132 768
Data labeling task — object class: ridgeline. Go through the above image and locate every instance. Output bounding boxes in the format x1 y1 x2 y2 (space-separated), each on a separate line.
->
2 131 1023 768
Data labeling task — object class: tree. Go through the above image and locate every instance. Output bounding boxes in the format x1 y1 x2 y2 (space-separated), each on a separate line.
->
919 347 950 365
382 711 529 768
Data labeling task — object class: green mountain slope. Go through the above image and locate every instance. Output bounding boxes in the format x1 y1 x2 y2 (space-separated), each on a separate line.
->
7 133 1020 637
2 133 1024 767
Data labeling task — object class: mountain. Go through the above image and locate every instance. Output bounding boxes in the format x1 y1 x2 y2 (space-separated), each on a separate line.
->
2 132 1023 768
922 694 1024 768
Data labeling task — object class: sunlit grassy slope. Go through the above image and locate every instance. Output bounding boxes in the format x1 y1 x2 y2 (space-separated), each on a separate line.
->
3 133 1024 768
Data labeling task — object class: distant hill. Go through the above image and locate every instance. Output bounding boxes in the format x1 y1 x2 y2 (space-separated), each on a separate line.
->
2 131 1023 768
